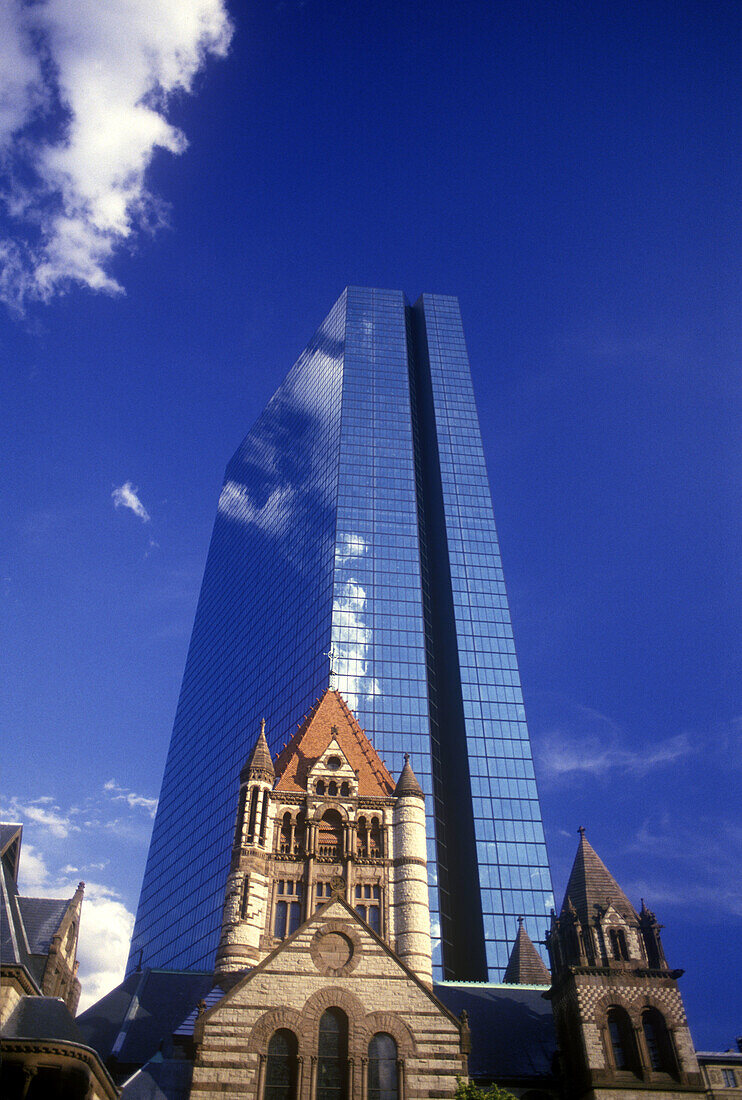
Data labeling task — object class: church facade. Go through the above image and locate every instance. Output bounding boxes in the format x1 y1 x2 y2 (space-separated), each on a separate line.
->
191 687 467 1098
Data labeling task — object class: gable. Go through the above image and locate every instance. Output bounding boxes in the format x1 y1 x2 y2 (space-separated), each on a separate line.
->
274 690 394 798
203 898 459 1031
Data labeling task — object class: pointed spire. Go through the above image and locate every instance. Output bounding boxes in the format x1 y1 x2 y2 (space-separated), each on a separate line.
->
503 917 551 984
394 753 424 799
561 827 637 925
240 718 275 782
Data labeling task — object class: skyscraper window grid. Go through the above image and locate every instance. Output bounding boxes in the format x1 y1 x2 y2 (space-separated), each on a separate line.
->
127 287 553 981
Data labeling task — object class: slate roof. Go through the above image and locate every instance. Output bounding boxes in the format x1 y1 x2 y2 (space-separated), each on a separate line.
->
561 828 637 924
435 983 557 1083
240 720 275 781
1 822 73 988
274 689 395 797
120 1058 194 1100
77 968 215 1068
503 918 551 985
2 996 86 1044
394 754 424 798
18 896 70 954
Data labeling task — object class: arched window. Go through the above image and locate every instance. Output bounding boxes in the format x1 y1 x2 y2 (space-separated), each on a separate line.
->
317 1008 348 1100
368 1033 398 1100
357 817 368 857
259 790 270 846
642 1008 677 1076
240 875 250 919
316 780 326 795
340 781 350 797
606 1006 639 1073
369 817 382 857
265 1028 298 1100
609 928 629 961
280 813 293 854
318 810 343 859
328 781 338 796
247 787 259 842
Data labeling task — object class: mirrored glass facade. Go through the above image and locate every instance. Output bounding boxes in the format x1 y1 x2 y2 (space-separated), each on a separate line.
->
128 287 553 980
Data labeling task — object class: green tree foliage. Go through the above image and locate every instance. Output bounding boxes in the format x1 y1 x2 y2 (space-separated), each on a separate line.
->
454 1079 518 1100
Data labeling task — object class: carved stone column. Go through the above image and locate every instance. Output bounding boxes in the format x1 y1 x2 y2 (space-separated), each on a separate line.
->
360 1056 368 1100
256 1052 267 1100
397 1058 406 1100
309 1054 318 1100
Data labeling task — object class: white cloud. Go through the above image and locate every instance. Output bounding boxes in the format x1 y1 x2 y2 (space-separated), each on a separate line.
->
112 481 151 523
0 0 232 310
3 796 80 838
17 843 134 1012
103 779 158 818
536 729 692 780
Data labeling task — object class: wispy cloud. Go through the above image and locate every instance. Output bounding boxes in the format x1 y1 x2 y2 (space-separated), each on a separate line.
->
625 816 742 919
103 779 157 818
3 796 80 838
538 730 692 780
0 0 232 312
17 843 135 1012
112 481 151 523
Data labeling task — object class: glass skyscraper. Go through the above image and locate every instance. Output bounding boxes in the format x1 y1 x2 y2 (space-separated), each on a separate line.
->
128 287 553 981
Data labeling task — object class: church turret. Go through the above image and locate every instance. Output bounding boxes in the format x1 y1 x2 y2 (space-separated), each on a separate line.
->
546 828 704 1098
215 720 275 984
392 754 433 987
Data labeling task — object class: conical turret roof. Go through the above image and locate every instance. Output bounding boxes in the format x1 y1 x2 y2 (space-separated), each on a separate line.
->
561 828 637 924
394 753 424 798
240 719 274 781
503 917 551 985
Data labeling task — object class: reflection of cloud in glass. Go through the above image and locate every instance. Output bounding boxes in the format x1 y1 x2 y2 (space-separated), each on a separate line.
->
215 328 343 566
332 533 380 710
218 479 298 537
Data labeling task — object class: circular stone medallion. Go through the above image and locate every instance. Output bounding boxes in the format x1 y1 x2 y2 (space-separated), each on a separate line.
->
317 931 353 970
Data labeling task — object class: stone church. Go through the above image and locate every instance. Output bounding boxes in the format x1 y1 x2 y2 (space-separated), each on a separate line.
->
3 689 740 1098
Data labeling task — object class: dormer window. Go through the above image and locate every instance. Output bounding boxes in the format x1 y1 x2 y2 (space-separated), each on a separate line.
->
327 756 341 770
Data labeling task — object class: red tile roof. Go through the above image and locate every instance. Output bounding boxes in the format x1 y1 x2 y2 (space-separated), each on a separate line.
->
274 690 394 797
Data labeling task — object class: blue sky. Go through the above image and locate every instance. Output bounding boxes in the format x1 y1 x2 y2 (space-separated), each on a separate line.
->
2 0 740 1043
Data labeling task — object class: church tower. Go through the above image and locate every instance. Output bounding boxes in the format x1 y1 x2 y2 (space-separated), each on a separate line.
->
215 721 276 979
546 828 704 1097
215 688 434 988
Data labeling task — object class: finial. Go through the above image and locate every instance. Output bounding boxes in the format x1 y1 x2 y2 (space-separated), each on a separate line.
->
197 998 206 1017
404 752 410 763
517 915 524 927
137 948 144 972
578 825 586 837
325 643 338 689
260 717 266 736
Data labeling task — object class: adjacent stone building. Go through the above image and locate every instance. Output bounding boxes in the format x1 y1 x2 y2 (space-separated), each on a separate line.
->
546 827 705 1099
0 823 117 1100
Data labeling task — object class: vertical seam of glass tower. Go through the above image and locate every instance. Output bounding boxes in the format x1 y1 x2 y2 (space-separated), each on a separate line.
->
408 297 488 980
